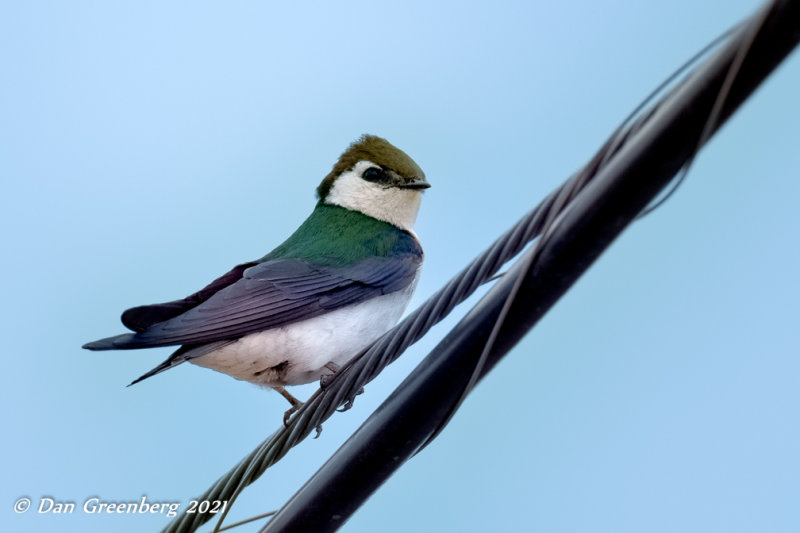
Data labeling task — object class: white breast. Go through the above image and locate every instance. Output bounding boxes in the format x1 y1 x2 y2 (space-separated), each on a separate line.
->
189 272 419 387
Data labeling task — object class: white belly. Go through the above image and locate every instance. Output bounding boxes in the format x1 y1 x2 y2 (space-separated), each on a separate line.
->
189 279 417 387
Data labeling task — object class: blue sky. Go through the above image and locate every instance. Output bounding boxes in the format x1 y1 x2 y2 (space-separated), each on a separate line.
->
2 1 799 532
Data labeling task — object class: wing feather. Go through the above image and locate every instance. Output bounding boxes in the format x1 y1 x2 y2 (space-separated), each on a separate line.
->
90 254 421 349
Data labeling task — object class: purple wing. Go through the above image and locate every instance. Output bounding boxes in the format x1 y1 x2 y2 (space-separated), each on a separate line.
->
83 254 420 350
120 261 258 332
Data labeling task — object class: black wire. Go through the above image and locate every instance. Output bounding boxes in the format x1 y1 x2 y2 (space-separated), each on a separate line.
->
412 19 750 455
162 2 793 530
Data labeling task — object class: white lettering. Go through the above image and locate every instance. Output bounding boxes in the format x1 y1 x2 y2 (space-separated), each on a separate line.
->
38 497 75 514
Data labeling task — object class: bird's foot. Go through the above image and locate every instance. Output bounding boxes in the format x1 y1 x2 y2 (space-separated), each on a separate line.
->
320 361 341 388
337 387 365 412
283 404 302 426
274 386 304 426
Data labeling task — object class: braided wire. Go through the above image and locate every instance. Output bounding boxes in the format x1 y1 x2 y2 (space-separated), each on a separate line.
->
162 19 743 532
162 118 643 533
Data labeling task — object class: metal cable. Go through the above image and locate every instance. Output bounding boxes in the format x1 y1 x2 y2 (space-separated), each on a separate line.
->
161 6 784 531
162 94 670 533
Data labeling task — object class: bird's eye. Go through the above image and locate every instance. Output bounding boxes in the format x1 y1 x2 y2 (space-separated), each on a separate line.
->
362 167 384 182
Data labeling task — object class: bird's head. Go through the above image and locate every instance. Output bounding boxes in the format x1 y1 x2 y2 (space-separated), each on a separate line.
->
317 134 429 231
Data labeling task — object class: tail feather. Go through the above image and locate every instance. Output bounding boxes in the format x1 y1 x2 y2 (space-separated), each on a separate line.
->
126 340 234 386
128 357 181 386
82 333 139 350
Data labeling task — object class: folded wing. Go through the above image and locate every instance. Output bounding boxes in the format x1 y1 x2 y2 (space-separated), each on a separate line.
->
83 253 421 350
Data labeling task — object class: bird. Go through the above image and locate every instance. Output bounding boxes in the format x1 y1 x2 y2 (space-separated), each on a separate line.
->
83 134 429 420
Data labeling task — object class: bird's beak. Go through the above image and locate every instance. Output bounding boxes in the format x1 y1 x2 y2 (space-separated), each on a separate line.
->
398 178 431 190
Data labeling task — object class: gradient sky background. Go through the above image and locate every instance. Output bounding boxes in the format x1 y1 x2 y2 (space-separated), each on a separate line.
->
3 1 799 532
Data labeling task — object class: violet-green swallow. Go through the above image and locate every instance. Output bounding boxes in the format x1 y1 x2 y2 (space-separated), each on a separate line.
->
83 134 429 413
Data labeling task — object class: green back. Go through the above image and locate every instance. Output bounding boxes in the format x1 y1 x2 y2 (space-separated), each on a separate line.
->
261 204 421 267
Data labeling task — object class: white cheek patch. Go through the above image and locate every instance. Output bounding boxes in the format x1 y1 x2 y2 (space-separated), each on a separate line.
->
326 161 422 231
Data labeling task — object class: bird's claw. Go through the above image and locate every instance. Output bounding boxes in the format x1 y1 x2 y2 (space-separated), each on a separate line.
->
337 387 365 412
283 402 303 426
320 361 341 388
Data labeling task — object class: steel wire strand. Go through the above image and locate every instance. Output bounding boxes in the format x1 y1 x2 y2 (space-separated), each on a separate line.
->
163 108 662 533
160 16 748 530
